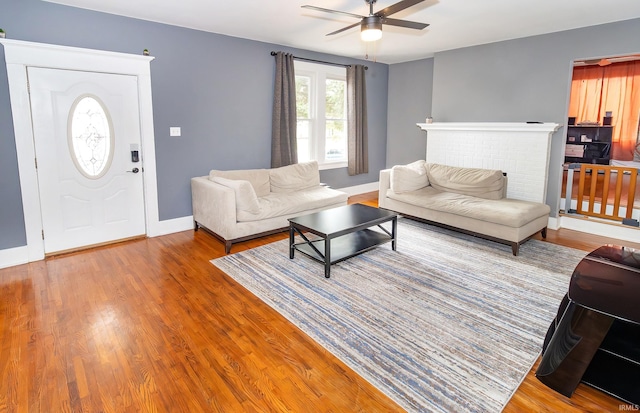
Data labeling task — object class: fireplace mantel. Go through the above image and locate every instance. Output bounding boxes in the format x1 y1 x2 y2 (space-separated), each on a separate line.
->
417 122 560 133
416 122 561 203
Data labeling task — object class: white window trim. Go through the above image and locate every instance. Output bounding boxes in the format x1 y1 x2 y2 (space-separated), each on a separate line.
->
295 60 348 170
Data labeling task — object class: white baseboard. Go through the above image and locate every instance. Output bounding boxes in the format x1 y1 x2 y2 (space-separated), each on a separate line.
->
149 215 194 237
558 214 640 244
0 182 382 269
337 181 379 196
547 217 560 230
0 245 30 269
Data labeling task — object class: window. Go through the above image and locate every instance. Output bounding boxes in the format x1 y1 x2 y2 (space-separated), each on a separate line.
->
295 61 347 168
68 95 114 179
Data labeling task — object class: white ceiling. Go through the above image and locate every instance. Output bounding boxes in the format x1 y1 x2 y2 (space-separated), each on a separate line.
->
44 0 640 64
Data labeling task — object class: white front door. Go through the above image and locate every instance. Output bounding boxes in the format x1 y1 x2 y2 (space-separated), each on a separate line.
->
28 67 146 254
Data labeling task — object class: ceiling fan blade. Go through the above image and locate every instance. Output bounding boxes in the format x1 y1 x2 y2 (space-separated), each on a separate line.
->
382 17 429 30
375 0 425 18
326 21 361 36
301 5 365 20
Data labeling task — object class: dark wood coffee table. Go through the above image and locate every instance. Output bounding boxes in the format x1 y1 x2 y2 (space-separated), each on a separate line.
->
288 204 398 278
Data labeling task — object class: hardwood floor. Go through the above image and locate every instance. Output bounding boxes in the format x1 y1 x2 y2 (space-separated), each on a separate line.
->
1 193 638 412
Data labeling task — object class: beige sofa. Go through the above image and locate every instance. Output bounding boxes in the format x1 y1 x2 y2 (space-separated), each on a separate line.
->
191 161 348 253
379 161 550 255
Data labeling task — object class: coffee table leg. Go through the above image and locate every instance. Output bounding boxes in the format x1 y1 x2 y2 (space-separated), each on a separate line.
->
392 216 397 251
324 237 331 278
289 225 295 259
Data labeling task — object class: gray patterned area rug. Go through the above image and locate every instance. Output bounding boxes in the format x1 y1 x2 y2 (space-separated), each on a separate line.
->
211 218 588 412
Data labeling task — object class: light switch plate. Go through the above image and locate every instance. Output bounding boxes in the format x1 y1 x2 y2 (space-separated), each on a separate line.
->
170 127 181 137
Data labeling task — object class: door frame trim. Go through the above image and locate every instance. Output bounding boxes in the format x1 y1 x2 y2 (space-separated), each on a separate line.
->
0 39 159 262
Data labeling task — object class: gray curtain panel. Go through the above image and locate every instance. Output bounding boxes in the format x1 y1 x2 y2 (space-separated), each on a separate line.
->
271 52 298 168
347 64 368 176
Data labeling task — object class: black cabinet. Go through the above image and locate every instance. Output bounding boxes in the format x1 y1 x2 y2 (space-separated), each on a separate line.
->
581 320 640 403
564 126 612 165
536 245 640 404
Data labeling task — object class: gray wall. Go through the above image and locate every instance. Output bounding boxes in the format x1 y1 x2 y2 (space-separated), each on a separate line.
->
0 50 24 247
0 0 388 250
386 58 433 167
3 0 639 251
388 18 640 217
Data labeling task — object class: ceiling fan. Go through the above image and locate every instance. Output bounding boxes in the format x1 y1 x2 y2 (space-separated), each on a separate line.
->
302 0 430 42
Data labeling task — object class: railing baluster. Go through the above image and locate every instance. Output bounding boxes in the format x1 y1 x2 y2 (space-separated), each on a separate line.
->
577 167 587 215
602 168 611 216
613 168 623 218
627 171 637 219
589 167 598 214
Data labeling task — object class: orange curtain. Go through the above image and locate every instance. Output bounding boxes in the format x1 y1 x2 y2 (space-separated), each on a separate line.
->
601 61 640 160
568 61 640 161
568 65 604 123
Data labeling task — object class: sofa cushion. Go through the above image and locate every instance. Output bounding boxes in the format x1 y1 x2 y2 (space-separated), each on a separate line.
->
426 164 504 200
212 177 261 215
387 186 550 228
209 168 270 197
390 160 429 193
269 161 320 193
236 186 348 222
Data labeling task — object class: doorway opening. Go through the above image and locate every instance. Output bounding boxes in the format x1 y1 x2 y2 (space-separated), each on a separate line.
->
561 53 640 226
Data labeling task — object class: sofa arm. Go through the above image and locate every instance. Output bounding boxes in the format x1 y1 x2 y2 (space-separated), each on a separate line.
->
191 176 237 239
378 169 392 208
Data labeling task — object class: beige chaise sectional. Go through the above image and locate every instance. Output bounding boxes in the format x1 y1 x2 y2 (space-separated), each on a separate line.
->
379 161 550 255
191 161 348 253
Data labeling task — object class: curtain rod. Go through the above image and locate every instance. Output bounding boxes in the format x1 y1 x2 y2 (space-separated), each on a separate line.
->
270 51 368 70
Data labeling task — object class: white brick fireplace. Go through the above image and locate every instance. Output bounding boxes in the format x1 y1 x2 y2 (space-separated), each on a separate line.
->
417 122 561 204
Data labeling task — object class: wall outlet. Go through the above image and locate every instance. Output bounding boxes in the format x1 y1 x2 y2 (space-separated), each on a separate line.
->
170 127 181 137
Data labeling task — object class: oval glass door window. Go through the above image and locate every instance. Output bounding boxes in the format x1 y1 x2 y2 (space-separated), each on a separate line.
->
68 95 114 179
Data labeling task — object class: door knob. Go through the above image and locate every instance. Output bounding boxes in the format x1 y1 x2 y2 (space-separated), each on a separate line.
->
127 167 140 173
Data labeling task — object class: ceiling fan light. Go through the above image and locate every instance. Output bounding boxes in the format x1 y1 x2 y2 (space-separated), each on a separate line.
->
361 16 382 42
361 28 382 41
